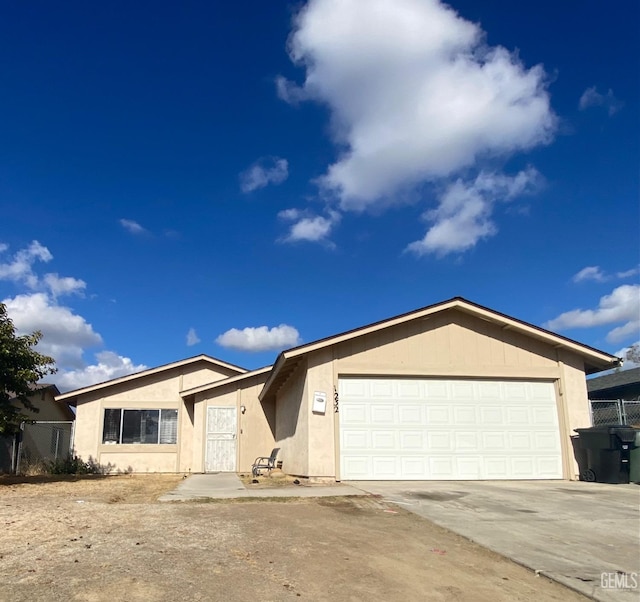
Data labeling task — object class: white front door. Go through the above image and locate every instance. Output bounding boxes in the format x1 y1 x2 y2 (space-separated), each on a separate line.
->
339 378 563 480
205 407 237 472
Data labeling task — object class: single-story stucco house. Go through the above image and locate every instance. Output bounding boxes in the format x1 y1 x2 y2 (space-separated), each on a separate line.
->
55 297 620 481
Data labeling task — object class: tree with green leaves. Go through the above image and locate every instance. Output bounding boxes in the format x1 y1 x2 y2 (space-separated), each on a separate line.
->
626 344 640 366
0 302 57 434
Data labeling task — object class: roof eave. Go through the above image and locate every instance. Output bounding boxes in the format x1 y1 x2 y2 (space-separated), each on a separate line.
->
55 354 247 402
258 297 620 399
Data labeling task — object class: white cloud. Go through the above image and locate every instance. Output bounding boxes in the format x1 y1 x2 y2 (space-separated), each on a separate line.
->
216 324 301 352
43 273 86 297
186 327 200 346
544 284 640 343
0 241 87 298
3 293 102 368
280 0 555 213
617 266 640 279
571 265 639 284
56 351 148 391
120 219 147 234
407 168 540 255
1 242 147 392
579 86 623 116
278 209 341 244
572 266 607 283
240 157 289 193
0 240 53 289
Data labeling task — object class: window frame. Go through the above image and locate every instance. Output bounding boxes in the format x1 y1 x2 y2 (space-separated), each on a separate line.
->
102 408 178 445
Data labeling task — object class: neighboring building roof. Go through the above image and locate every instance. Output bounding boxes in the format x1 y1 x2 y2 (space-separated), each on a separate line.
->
55 354 247 403
587 367 640 400
180 365 273 398
9 383 61 398
259 297 621 401
10 383 75 421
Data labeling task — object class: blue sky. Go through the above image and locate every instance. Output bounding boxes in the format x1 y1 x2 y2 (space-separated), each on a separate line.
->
1 0 638 390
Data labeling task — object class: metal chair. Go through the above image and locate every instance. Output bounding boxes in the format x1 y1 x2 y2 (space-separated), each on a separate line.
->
251 448 280 477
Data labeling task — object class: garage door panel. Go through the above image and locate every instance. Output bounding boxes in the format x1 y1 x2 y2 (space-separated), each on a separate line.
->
429 456 454 477
398 382 421 398
370 381 394 398
371 405 395 423
534 431 561 451
425 381 448 398
372 456 397 477
531 382 555 400
399 405 422 423
456 456 482 479
427 431 453 451
506 406 530 425
342 456 369 478
341 430 368 451
536 456 563 477
454 432 480 451
478 382 502 399
341 380 367 398
401 457 427 477
453 405 476 424
510 457 535 477
484 457 509 478
479 406 504 425
341 404 368 424
533 406 558 425
400 431 424 450
451 381 474 399
508 432 535 450
371 430 395 449
426 406 451 424
482 432 507 450
339 378 562 480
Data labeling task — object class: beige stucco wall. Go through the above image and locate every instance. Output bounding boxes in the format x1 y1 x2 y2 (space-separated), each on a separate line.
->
192 372 275 473
20 389 73 422
274 360 309 476
274 309 593 481
557 349 592 479
73 361 237 473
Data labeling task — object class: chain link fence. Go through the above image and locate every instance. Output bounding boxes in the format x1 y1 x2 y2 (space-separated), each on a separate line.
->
0 421 74 474
590 400 640 427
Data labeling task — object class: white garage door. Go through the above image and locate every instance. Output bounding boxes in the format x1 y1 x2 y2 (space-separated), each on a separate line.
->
339 378 563 480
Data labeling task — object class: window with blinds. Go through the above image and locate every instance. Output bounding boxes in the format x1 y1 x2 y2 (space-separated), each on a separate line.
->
102 408 178 444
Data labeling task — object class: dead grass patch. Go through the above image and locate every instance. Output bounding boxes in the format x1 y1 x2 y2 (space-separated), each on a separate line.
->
0 473 181 503
238 470 302 488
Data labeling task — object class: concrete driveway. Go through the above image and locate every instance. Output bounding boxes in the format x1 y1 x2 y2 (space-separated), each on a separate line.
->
350 480 640 602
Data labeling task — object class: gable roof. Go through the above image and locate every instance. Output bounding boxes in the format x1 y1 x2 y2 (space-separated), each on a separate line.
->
180 365 273 398
55 354 247 403
259 297 621 401
10 384 75 421
587 366 640 399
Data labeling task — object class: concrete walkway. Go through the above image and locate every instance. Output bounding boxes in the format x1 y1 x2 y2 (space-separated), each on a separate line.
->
350 480 640 602
158 473 363 502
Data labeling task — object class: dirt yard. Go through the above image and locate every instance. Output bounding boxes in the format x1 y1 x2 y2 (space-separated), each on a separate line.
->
0 475 587 602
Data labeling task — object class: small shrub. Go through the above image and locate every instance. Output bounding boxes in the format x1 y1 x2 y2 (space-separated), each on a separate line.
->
48 455 101 475
21 457 49 476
